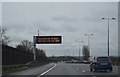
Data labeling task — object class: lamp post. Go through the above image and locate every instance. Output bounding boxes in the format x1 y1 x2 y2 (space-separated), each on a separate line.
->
84 34 93 59
75 41 84 61
102 18 115 57
71 45 76 57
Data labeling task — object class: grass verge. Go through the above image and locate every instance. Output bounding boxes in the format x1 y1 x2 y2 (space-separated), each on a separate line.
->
2 66 29 75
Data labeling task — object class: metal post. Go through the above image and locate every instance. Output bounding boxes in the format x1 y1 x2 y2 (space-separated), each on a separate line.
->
85 34 93 61
102 18 115 57
38 30 39 36
75 41 83 62
33 36 36 61
69 51 70 56
108 19 109 57
81 41 84 60
79 42 80 61
88 35 90 57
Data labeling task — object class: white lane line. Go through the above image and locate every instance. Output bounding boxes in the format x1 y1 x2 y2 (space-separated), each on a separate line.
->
82 70 85 72
37 63 57 77
76 68 79 69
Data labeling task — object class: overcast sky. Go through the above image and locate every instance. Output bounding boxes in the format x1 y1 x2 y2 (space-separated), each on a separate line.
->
1 2 118 57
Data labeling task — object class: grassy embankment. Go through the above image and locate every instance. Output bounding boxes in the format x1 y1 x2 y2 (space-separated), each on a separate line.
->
2 66 29 75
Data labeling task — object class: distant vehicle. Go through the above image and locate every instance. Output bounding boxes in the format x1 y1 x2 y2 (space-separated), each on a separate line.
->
25 61 43 67
90 56 112 72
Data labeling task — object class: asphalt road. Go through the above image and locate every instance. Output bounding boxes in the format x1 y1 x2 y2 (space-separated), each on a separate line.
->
3 62 119 77
8 63 55 75
42 62 119 77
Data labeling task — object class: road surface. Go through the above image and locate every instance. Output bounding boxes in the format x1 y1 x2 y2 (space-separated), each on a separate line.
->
3 62 119 77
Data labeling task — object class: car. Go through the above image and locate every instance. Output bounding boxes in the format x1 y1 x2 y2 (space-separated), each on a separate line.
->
90 56 113 72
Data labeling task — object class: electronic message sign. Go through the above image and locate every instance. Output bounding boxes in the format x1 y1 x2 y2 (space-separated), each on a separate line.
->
35 36 62 44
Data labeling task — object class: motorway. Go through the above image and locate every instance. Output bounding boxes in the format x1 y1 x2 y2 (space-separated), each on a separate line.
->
3 62 119 77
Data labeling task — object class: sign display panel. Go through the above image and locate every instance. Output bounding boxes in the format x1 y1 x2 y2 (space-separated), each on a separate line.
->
35 36 62 44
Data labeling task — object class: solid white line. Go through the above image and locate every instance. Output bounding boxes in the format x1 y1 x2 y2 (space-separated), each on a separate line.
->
37 63 57 77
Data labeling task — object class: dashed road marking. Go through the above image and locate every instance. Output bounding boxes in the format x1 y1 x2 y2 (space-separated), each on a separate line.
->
76 68 79 69
82 70 85 72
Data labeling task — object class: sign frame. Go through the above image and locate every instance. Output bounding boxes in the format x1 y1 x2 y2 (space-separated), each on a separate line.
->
35 36 62 44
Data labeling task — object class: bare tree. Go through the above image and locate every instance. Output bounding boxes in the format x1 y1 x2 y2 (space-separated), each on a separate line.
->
0 26 11 45
36 48 48 61
16 40 49 61
16 40 33 52
82 45 90 61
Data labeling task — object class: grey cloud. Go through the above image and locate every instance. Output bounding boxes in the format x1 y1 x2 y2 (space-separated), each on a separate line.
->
3 2 118 56
60 23 78 33
33 21 63 34
52 15 79 22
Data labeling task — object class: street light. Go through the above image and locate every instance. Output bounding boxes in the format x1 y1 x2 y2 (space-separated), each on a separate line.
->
71 45 77 57
66 47 70 56
102 17 115 57
84 34 93 59
75 41 84 61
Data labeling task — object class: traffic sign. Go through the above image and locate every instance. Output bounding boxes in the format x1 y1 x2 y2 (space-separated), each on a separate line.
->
35 36 62 44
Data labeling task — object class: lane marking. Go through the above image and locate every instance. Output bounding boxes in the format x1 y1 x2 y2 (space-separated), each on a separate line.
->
37 63 57 77
76 68 79 69
82 70 85 72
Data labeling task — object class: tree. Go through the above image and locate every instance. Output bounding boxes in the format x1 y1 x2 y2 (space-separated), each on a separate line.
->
16 40 33 53
82 45 90 61
16 40 49 61
36 48 49 61
0 26 11 45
